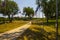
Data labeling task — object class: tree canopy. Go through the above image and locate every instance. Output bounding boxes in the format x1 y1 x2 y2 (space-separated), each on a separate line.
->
36 0 60 18
0 0 19 22
36 0 56 18
36 0 58 23
1 0 19 16
0 0 1 12
23 7 34 18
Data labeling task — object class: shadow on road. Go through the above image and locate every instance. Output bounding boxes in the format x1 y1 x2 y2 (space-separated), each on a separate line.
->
17 28 56 40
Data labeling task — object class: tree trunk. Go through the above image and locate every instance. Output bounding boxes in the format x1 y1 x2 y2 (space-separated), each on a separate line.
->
11 14 13 22
46 16 49 25
46 13 49 25
8 14 11 23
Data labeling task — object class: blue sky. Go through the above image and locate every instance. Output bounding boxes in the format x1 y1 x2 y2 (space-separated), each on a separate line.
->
13 0 37 17
0 0 45 18
14 0 37 12
13 0 45 18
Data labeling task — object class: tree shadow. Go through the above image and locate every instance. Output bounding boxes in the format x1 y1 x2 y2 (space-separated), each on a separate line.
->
32 21 56 26
17 28 56 40
58 34 60 40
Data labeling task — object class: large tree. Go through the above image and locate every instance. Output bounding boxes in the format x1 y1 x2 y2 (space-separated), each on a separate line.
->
1 0 19 22
0 0 2 13
36 0 56 23
36 0 49 23
23 7 34 19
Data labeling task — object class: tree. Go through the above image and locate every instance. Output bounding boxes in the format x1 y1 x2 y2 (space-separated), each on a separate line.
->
1 0 19 22
36 0 49 23
0 0 2 13
41 0 49 23
58 0 60 17
23 7 34 19
36 0 56 23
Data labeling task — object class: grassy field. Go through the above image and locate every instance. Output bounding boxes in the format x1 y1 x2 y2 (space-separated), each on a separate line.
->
0 18 60 40
31 19 60 40
17 24 56 40
17 19 60 40
0 20 29 33
32 19 60 33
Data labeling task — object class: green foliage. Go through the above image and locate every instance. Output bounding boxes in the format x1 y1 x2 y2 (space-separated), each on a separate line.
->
1 0 19 15
23 7 34 18
0 0 1 6
0 0 19 22
36 0 60 19
42 0 56 18
58 0 60 16
36 0 57 23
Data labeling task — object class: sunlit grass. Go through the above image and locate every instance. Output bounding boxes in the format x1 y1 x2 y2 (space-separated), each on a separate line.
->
29 25 40 32
17 24 56 40
0 20 29 33
16 19 60 40
29 24 56 39
29 24 56 32
24 35 28 40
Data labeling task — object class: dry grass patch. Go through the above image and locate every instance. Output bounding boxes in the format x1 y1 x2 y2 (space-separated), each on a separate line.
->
0 20 29 33
29 24 41 32
28 24 56 40
29 24 56 32
17 24 56 40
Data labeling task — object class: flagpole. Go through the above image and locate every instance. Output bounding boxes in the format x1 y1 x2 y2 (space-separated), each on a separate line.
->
56 0 58 40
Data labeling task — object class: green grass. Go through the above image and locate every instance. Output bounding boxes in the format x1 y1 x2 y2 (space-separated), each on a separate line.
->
17 24 56 40
0 18 59 40
31 19 60 40
16 19 56 40
0 20 29 33
16 18 60 40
